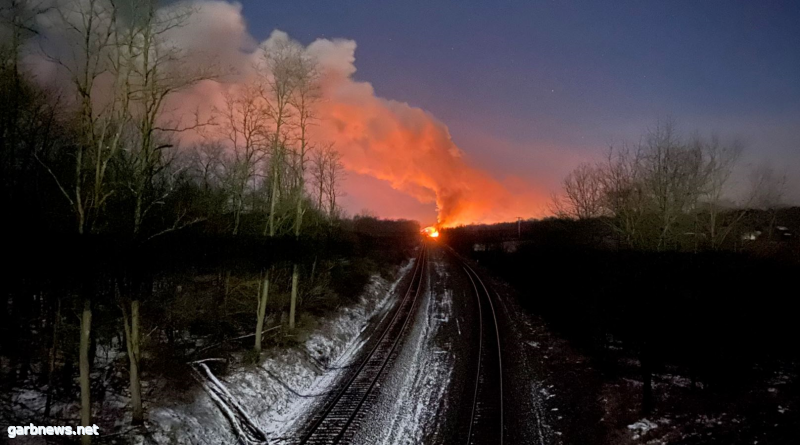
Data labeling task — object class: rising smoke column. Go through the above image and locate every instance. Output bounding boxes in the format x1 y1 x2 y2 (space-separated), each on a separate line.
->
307 35 545 225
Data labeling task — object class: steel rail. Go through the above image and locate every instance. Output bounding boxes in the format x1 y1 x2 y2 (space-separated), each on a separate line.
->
462 260 504 445
298 245 427 444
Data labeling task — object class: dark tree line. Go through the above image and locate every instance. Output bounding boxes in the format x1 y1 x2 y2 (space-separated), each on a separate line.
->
551 121 791 252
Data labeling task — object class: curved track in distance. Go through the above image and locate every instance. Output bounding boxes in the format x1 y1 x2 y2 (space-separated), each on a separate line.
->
460 258 504 445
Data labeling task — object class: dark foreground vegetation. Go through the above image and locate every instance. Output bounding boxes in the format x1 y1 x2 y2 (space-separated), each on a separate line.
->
2 221 418 430
446 210 799 443
1 0 420 439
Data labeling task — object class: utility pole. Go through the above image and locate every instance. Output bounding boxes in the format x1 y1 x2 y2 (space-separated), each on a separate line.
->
517 217 521 239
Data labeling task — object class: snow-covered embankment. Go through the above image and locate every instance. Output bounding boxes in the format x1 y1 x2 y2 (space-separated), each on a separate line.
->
148 260 414 444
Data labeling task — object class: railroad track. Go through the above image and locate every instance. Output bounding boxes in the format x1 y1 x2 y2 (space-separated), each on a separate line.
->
461 259 504 445
297 245 428 444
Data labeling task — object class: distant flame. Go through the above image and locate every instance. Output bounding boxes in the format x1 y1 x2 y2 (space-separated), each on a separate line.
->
422 226 439 238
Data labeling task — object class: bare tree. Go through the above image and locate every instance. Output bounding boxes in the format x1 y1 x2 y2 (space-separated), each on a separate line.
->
287 51 319 330
589 122 729 250
110 0 211 425
1 0 51 184
40 1 122 438
552 162 605 219
324 146 346 219
260 37 300 237
637 121 712 250
697 134 744 249
254 37 301 350
310 143 328 213
214 84 267 234
596 145 647 248
122 1 214 236
185 141 225 216
748 162 787 239
749 162 786 210
559 121 752 252
310 143 345 218
1 0 48 70
42 0 121 235
186 142 223 189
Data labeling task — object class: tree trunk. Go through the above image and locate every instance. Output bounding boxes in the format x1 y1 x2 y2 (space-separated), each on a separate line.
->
134 191 143 237
768 209 777 240
709 206 718 249
289 187 304 329
44 297 61 418
79 298 92 445
310 256 317 286
265 154 280 237
123 300 143 425
232 204 240 235
289 263 299 329
254 271 270 352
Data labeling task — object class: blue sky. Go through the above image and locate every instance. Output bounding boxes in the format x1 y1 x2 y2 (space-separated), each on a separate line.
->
237 0 800 217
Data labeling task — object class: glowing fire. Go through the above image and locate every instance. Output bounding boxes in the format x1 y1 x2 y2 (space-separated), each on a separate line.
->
422 226 439 238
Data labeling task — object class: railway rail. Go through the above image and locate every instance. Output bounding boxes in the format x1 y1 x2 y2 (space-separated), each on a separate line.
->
461 257 504 445
297 245 428 444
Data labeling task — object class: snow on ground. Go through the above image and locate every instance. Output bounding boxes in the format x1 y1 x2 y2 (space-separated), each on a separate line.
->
628 418 658 440
352 254 455 445
1 339 134 438
147 259 415 444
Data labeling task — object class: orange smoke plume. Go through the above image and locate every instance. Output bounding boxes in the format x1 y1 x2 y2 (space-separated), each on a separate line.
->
143 2 543 226
307 38 540 227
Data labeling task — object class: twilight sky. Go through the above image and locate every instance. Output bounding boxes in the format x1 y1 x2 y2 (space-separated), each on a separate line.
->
237 1 799 222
